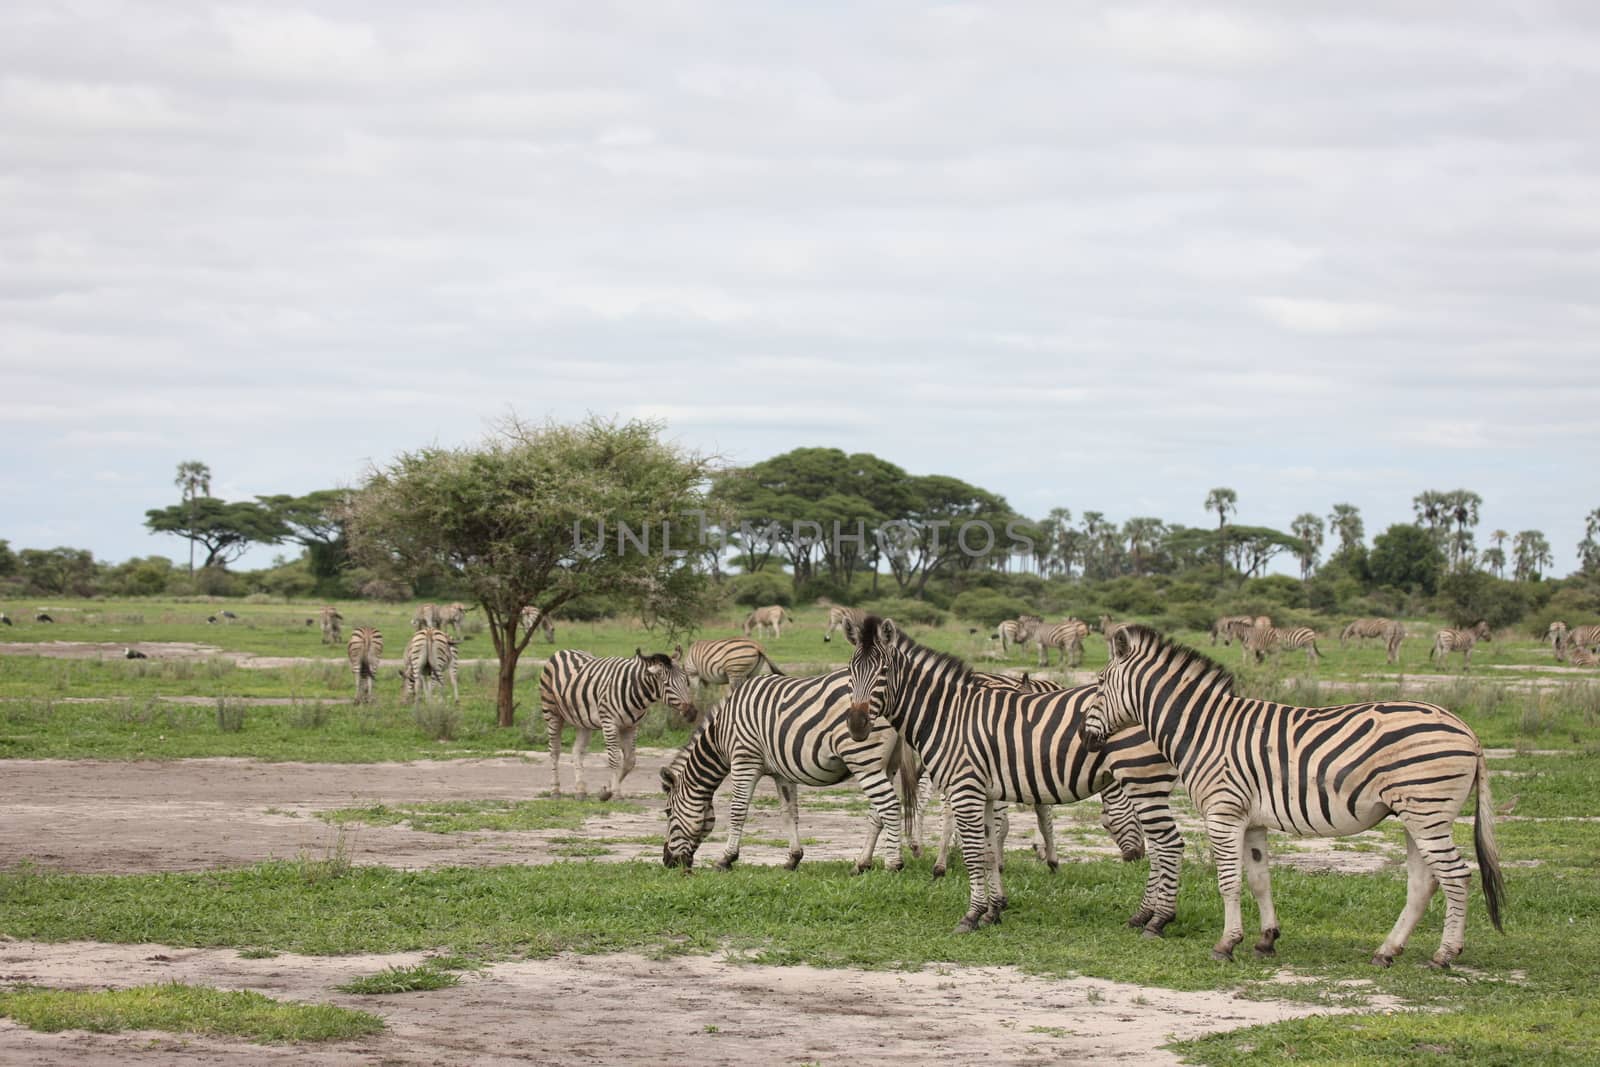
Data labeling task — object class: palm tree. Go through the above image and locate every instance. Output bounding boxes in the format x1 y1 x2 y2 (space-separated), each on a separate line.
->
173 460 212 576
1080 511 1107 580
1205 487 1237 581
1513 530 1553 582
1123 517 1164 576
1413 490 1450 552
1290 512 1325 580
1328 503 1364 553
1444 489 1482 570
1488 529 1509 578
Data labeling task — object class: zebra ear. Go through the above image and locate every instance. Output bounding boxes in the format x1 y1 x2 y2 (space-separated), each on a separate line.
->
659 766 675 792
1111 627 1135 661
881 618 899 643
673 644 684 663
635 648 645 661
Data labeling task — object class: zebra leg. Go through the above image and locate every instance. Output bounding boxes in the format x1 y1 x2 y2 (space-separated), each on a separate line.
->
1373 830 1439 967
595 713 622 802
607 723 639 800
716 758 763 870
1394 811 1474 968
933 802 955 878
993 806 1011 877
448 663 460 703
854 766 905 873
1206 814 1249 961
983 799 1006 922
571 725 595 800
778 780 804 870
544 711 565 797
1031 804 1058 873
949 790 994 932
1068 640 1083 670
1123 790 1182 936
1243 827 1280 957
913 771 933 860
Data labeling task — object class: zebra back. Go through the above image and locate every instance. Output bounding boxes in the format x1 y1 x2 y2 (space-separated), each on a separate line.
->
684 638 778 687
346 627 382 675
540 648 697 730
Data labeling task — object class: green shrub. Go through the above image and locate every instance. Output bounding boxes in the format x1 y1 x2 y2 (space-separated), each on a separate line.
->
857 597 947 627
726 571 792 608
949 590 1034 629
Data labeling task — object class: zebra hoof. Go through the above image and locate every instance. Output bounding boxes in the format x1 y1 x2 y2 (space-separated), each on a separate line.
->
1253 944 1276 959
995 895 1009 911
596 789 613 802
1210 947 1235 963
850 860 870 876
954 916 979 935
886 860 904 873
1126 908 1154 930
1254 928 1280 957
1371 953 1394 968
715 853 737 871
1141 926 1164 941
1427 957 1453 971
931 865 946 879
784 849 804 871
1046 860 1059 874
981 908 1002 928
910 845 924 859
1146 915 1174 938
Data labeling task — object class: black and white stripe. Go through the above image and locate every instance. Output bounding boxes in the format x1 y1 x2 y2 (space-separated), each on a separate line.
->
346 626 383 703
410 603 443 631
844 615 1184 935
822 605 866 643
1034 619 1089 669
1242 625 1322 667
1545 620 1568 661
1341 618 1406 664
681 637 784 698
743 604 791 639
1564 623 1600 659
520 606 557 643
1083 624 1505 967
1430 621 1492 670
540 648 698 801
992 615 1041 655
400 627 458 703
441 602 473 638
660 669 905 873
1209 615 1255 646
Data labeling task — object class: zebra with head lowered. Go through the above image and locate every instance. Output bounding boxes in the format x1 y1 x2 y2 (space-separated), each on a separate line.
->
992 615 1041 655
844 615 1184 935
660 670 908 873
1242 625 1322 667
520 606 557 643
318 606 343 645
743 604 791 639
399 627 458 703
1210 615 1256 646
680 637 784 701
822 605 866 643
411 603 443 631
439 602 473 638
540 648 698 801
1341 618 1406 664
1034 618 1089 669
1564 623 1600 660
346 627 383 703
1431 621 1492 670
1545 621 1569 661
1084 624 1505 968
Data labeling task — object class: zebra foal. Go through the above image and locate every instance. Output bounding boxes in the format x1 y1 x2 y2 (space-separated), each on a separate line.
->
1083 624 1505 968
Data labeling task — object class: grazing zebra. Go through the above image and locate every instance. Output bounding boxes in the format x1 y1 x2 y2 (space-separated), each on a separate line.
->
1431 621 1492 670
1034 619 1088 669
681 638 785 699
410 603 443 631
1341 618 1406 664
346 627 383 703
1545 621 1569 661
319 606 342 645
540 648 698 801
520 606 557 643
822 604 867 643
992 615 1042 655
1083 624 1505 968
399 627 458 703
743 604 791 639
660 670 907 873
1209 615 1255 646
844 615 1185 935
1564 624 1600 659
1243 625 1322 667
440 602 473 638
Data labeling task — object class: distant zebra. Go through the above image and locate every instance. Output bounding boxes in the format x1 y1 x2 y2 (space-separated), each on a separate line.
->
844 615 1185 935
540 648 698 801
35 612 54 624
1243 625 1322 667
0 612 11 626
660 670 907 873
399 627 457 703
440 602 473 638
1565 624 1600 659
743 604 791 639
1099 615 1131 646
1568 644 1599 668
992 615 1041 655
1545 621 1569 661
1210 615 1255 646
318 606 342 645
124 647 148 660
1431 621 1492 670
520 606 557 643
1341 618 1406 664
1034 619 1089 669
346 627 383 703
1084 624 1505 968
681 638 784 699
410 603 443 631
821 605 866 643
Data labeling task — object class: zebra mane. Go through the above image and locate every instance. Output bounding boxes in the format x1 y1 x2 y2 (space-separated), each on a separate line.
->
860 614 980 686
1122 624 1237 696
637 651 675 668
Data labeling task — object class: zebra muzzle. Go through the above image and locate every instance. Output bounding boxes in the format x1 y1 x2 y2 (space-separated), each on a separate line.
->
845 702 873 742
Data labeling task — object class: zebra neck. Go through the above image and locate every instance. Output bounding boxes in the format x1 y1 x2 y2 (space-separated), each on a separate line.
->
1140 675 1238 772
888 642 970 740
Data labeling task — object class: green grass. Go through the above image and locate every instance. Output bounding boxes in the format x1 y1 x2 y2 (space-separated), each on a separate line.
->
317 798 644 834
335 963 462 995
0 982 383 1043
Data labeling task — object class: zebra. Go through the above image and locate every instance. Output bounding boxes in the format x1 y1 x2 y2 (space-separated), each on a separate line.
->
540 648 698 801
346 627 383 703
399 627 458 703
1564 624 1600 659
1568 643 1599 668
992 615 1042 655
1209 615 1255 646
520 606 557 643
440 602 473 638
1431 621 1492 670
1099 615 1132 648
318 606 342 645
1545 620 1569 661
410 603 443 631
35 612 54 624
1242 625 1322 667
660 670 908 873
681 638 785 700
843 614 1185 935
1083 624 1506 968
822 604 866 643
743 604 791 639
0 612 11 626
1034 619 1088 669
1341 618 1406 664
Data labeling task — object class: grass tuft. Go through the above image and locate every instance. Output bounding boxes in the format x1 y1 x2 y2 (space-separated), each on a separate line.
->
0 982 383 1043
335 964 461 995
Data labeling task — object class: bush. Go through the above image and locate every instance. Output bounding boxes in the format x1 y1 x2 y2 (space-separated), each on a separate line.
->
726 571 792 608
857 597 948 628
949 590 1034 629
1435 569 1531 630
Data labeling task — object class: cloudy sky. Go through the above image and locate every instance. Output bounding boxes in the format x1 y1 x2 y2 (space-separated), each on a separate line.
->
4 1 1597 572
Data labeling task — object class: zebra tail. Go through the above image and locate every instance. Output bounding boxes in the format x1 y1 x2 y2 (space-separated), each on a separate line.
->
1473 752 1507 934
759 651 786 677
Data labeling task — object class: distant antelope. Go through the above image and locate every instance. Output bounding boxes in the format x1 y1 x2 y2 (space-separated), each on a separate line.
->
743 605 791 640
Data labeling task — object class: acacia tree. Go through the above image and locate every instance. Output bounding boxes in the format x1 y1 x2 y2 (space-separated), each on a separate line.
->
144 497 285 568
348 417 712 727
259 490 352 584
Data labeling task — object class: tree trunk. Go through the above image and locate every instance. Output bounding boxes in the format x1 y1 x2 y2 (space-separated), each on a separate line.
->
496 651 519 728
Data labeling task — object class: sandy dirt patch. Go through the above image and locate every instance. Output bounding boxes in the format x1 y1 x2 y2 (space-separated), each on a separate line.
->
0 940 1374 1066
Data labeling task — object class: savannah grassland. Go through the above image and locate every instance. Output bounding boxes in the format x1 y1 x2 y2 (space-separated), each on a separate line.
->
0 598 1598 1063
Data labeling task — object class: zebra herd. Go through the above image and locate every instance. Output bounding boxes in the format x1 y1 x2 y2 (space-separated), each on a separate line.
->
1546 621 1600 667
336 602 558 704
653 610 1509 968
